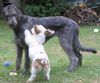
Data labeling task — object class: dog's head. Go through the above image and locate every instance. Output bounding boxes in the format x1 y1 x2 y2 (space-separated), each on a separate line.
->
45 29 55 36
3 4 22 28
31 24 55 36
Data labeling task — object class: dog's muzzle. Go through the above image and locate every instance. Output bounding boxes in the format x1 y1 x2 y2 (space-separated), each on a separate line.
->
8 16 18 28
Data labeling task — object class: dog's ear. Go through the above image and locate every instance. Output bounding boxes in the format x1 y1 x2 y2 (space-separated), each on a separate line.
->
34 24 41 34
3 0 12 7
45 29 55 36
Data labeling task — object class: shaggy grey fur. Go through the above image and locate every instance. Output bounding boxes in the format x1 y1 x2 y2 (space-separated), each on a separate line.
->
3 4 97 72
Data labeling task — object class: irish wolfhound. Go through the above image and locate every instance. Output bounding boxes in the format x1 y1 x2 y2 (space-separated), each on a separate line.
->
3 3 97 72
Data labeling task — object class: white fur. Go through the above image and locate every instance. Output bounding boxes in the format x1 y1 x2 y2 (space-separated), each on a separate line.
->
24 27 51 82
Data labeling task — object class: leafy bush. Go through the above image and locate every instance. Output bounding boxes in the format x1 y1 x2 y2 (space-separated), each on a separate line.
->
24 3 72 17
0 16 3 20
24 5 44 16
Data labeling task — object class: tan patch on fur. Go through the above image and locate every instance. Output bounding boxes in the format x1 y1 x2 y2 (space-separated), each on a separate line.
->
34 25 41 34
45 29 54 36
33 59 49 70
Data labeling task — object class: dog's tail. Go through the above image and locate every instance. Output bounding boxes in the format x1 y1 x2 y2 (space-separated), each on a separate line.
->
74 28 97 53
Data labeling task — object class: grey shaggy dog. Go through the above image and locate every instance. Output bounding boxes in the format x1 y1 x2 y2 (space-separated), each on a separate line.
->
3 4 97 72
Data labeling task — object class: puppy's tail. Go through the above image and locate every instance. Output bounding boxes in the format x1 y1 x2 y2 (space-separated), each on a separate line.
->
74 29 97 53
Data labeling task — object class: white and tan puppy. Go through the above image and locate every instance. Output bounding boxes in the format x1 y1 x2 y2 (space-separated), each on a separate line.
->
31 24 55 44
24 25 54 82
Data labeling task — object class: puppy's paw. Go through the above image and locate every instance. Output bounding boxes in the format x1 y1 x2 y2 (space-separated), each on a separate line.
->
45 75 50 80
27 79 33 83
27 77 36 83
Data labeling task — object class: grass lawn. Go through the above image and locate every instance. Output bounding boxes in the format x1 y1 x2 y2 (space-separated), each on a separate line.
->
0 20 100 83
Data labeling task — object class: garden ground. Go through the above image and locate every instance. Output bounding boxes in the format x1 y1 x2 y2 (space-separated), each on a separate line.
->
0 20 100 83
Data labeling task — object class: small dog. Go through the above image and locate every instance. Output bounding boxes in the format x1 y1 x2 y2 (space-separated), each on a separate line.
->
24 25 54 82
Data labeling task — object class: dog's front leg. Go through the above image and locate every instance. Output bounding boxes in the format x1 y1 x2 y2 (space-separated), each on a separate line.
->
14 45 23 72
23 46 30 73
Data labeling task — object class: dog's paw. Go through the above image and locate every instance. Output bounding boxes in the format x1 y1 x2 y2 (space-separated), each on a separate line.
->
27 80 33 83
27 77 36 83
45 75 50 80
27 79 33 83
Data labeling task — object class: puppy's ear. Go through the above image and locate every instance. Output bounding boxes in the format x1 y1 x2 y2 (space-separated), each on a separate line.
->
45 29 55 36
34 25 41 34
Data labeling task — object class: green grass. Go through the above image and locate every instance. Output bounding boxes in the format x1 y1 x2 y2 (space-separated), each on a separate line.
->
0 20 100 83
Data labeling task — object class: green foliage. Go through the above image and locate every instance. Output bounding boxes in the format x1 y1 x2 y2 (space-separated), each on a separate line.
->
24 3 72 17
0 16 3 20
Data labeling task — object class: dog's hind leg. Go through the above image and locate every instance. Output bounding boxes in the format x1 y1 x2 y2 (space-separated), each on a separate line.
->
72 30 83 67
60 42 78 72
58 29 78 72
44 63 51 80
73 47 83 66
27 65 37 82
